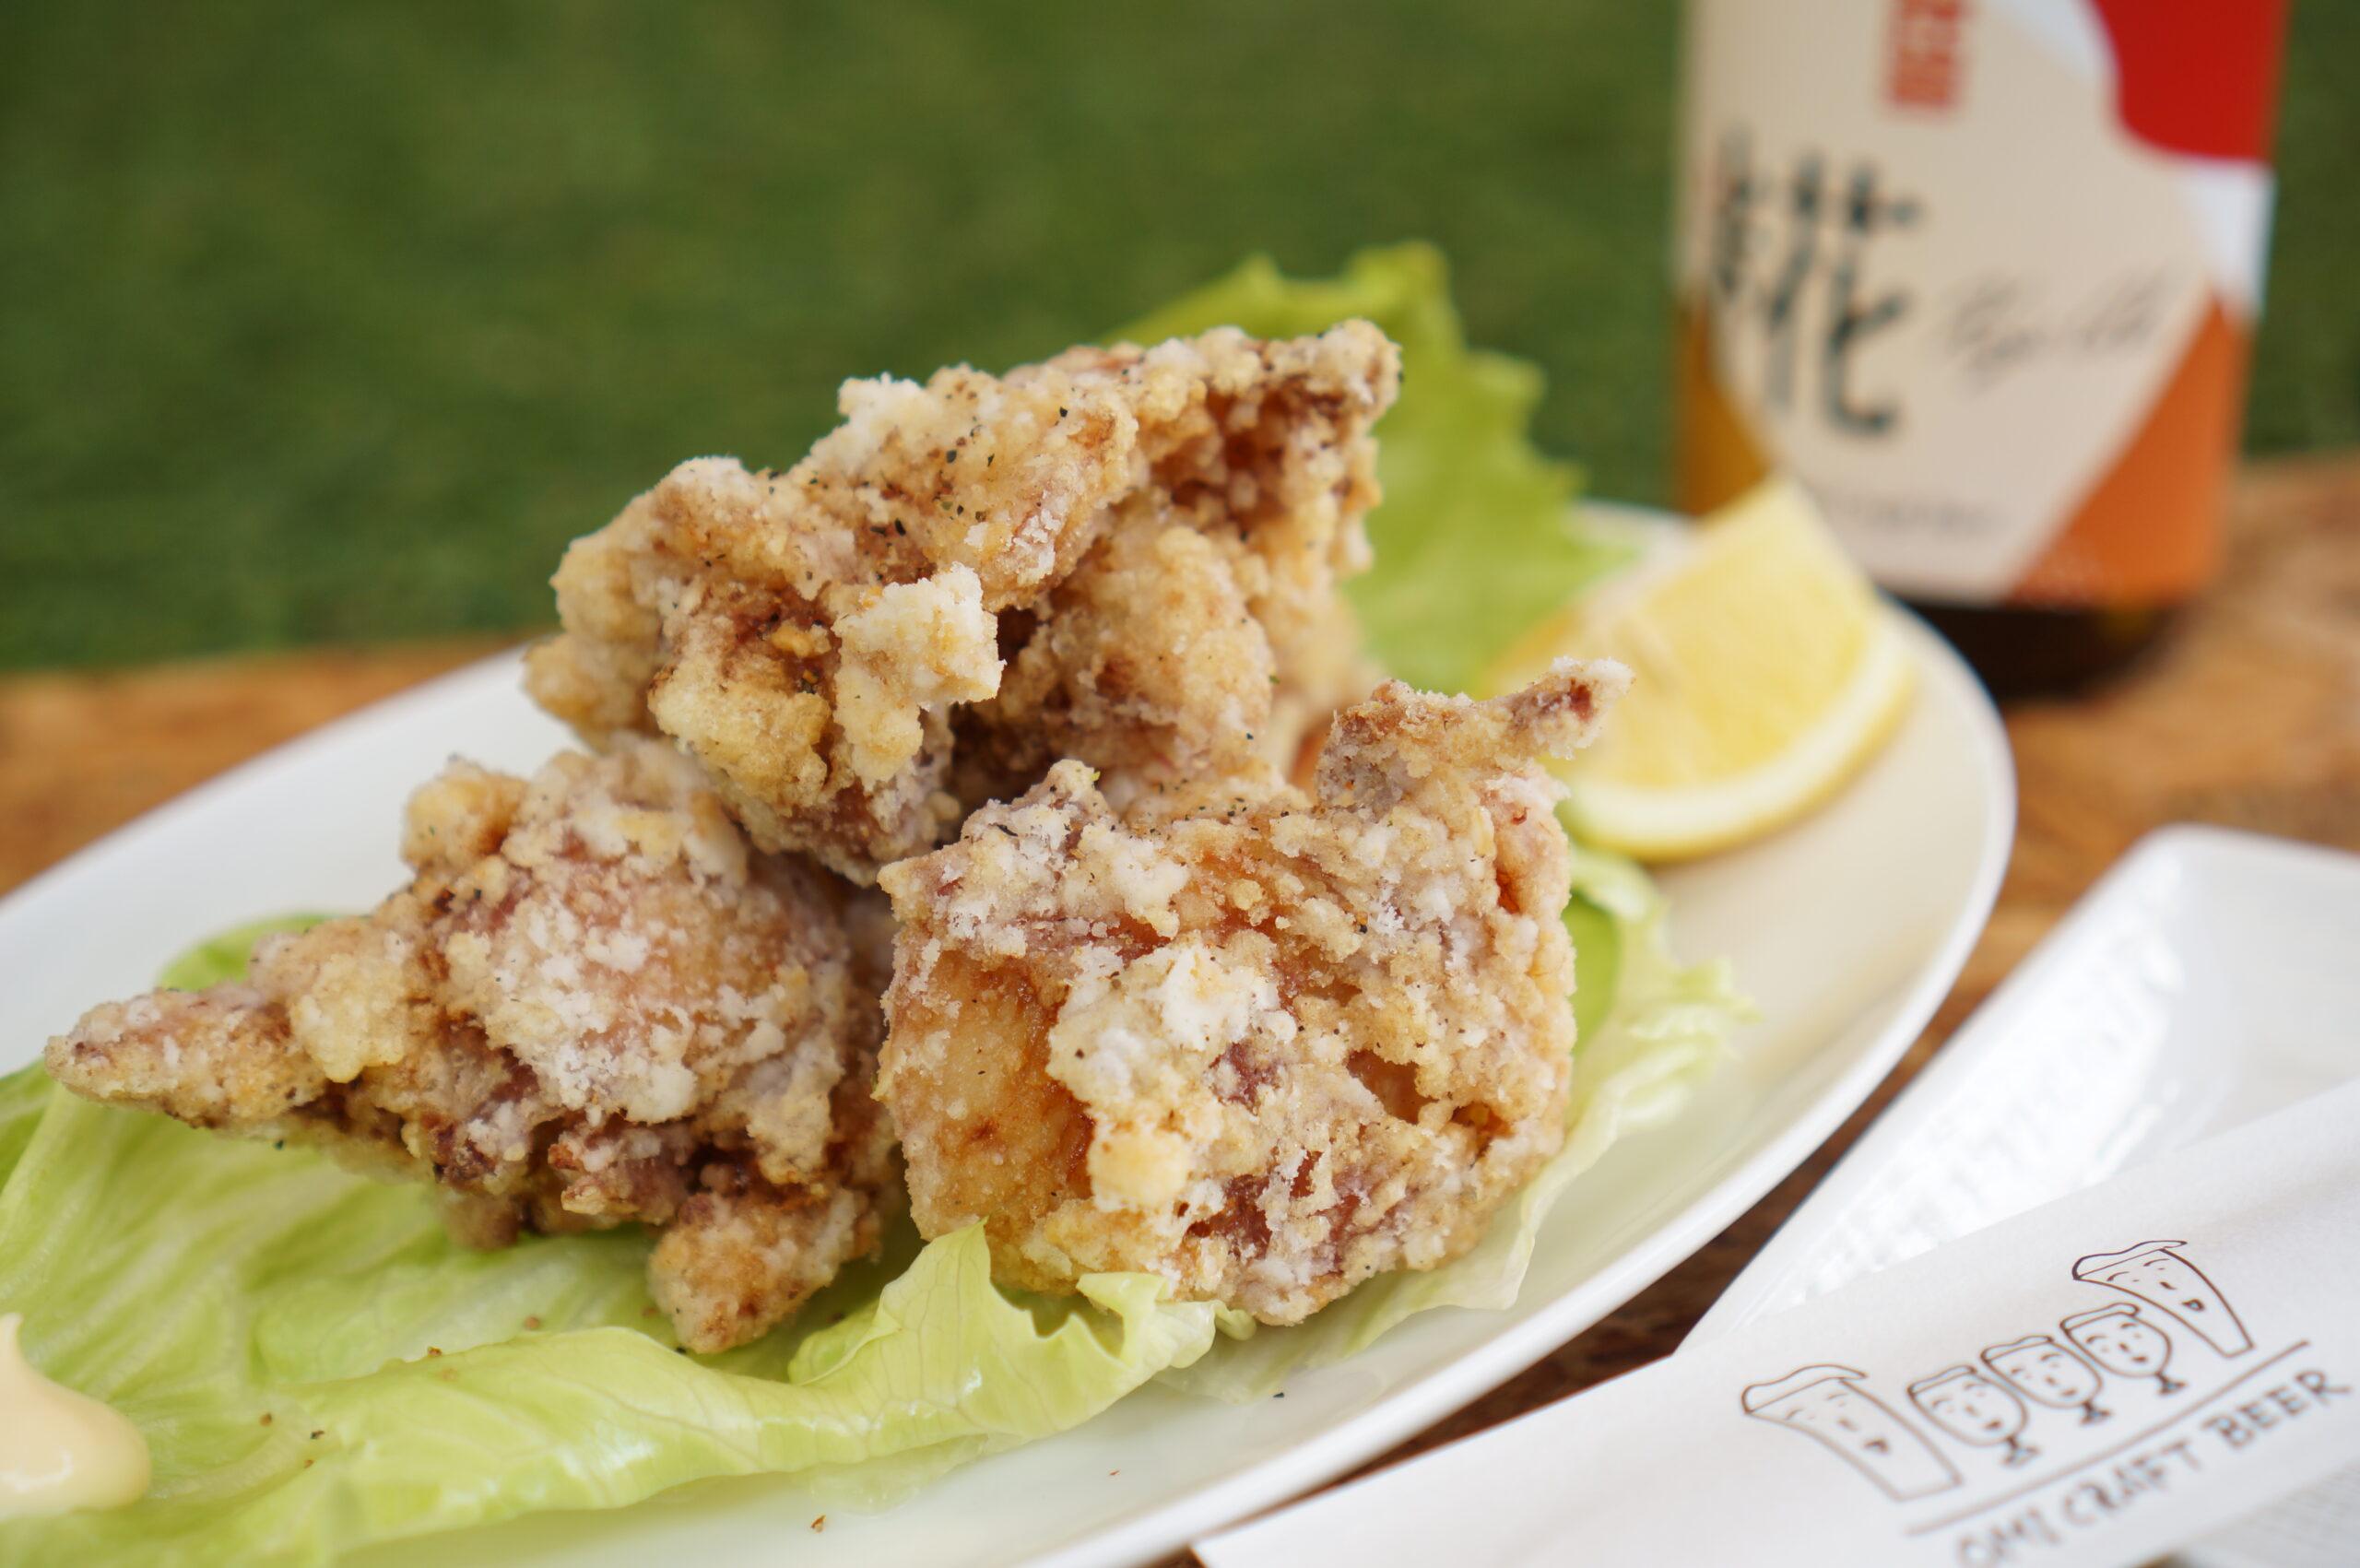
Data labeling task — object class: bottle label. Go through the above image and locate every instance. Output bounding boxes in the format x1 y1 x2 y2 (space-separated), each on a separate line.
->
1674 0 2283 607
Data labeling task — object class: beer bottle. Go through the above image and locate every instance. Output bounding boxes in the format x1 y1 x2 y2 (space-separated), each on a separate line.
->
1672 0 2288 696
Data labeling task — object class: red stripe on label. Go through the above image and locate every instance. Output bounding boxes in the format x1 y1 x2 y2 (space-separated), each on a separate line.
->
2089 0 2289 162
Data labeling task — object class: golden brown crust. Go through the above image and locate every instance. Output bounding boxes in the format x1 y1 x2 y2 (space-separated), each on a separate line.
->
525 324 1399 881
877 660 1629 1322
45 739 895 1352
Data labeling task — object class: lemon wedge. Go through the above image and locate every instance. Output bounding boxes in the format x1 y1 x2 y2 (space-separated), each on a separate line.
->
1483 477 1914 861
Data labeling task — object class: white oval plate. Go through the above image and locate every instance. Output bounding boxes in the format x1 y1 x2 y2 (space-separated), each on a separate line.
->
0 614 2011 1568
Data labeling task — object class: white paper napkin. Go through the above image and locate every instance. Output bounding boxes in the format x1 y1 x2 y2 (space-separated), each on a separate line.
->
1198 1077 2360 1568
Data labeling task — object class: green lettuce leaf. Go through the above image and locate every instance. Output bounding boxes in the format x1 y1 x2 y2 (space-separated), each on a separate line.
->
0 940 1215 1566
1157 841 1747 1399
1121 242 1631 694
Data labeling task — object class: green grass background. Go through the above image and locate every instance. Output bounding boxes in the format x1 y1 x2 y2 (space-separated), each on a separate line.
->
4 2 2353 669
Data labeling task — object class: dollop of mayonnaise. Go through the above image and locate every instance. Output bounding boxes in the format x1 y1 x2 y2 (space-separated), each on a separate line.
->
0 1314 149 1518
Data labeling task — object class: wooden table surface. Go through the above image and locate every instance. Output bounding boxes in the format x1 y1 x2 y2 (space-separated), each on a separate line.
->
2 454 2354 1543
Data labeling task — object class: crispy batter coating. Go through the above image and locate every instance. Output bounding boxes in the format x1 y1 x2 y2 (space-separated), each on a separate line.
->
875 659 1630 1322
46 740 896 1352
525 323 1400 882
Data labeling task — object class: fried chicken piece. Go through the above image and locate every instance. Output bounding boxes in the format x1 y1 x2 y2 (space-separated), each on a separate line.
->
46 740 896 1353
874 659 1630 1322
525 323 1400 882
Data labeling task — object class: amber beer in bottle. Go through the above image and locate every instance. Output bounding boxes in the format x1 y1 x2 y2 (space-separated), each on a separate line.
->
1672 0 2287 694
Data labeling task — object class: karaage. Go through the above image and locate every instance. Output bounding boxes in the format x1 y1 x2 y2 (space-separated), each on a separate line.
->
874 659 1628 1322
46 739 894 1352
525 323 1400 882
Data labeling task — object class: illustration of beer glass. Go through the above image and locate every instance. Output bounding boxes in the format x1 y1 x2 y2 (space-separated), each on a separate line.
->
1907 1366 2040 1468
1741 1364 1961 1501
1982 1334 2111 1426
2072 1240 2252 1358
2062 1304 2187 1396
